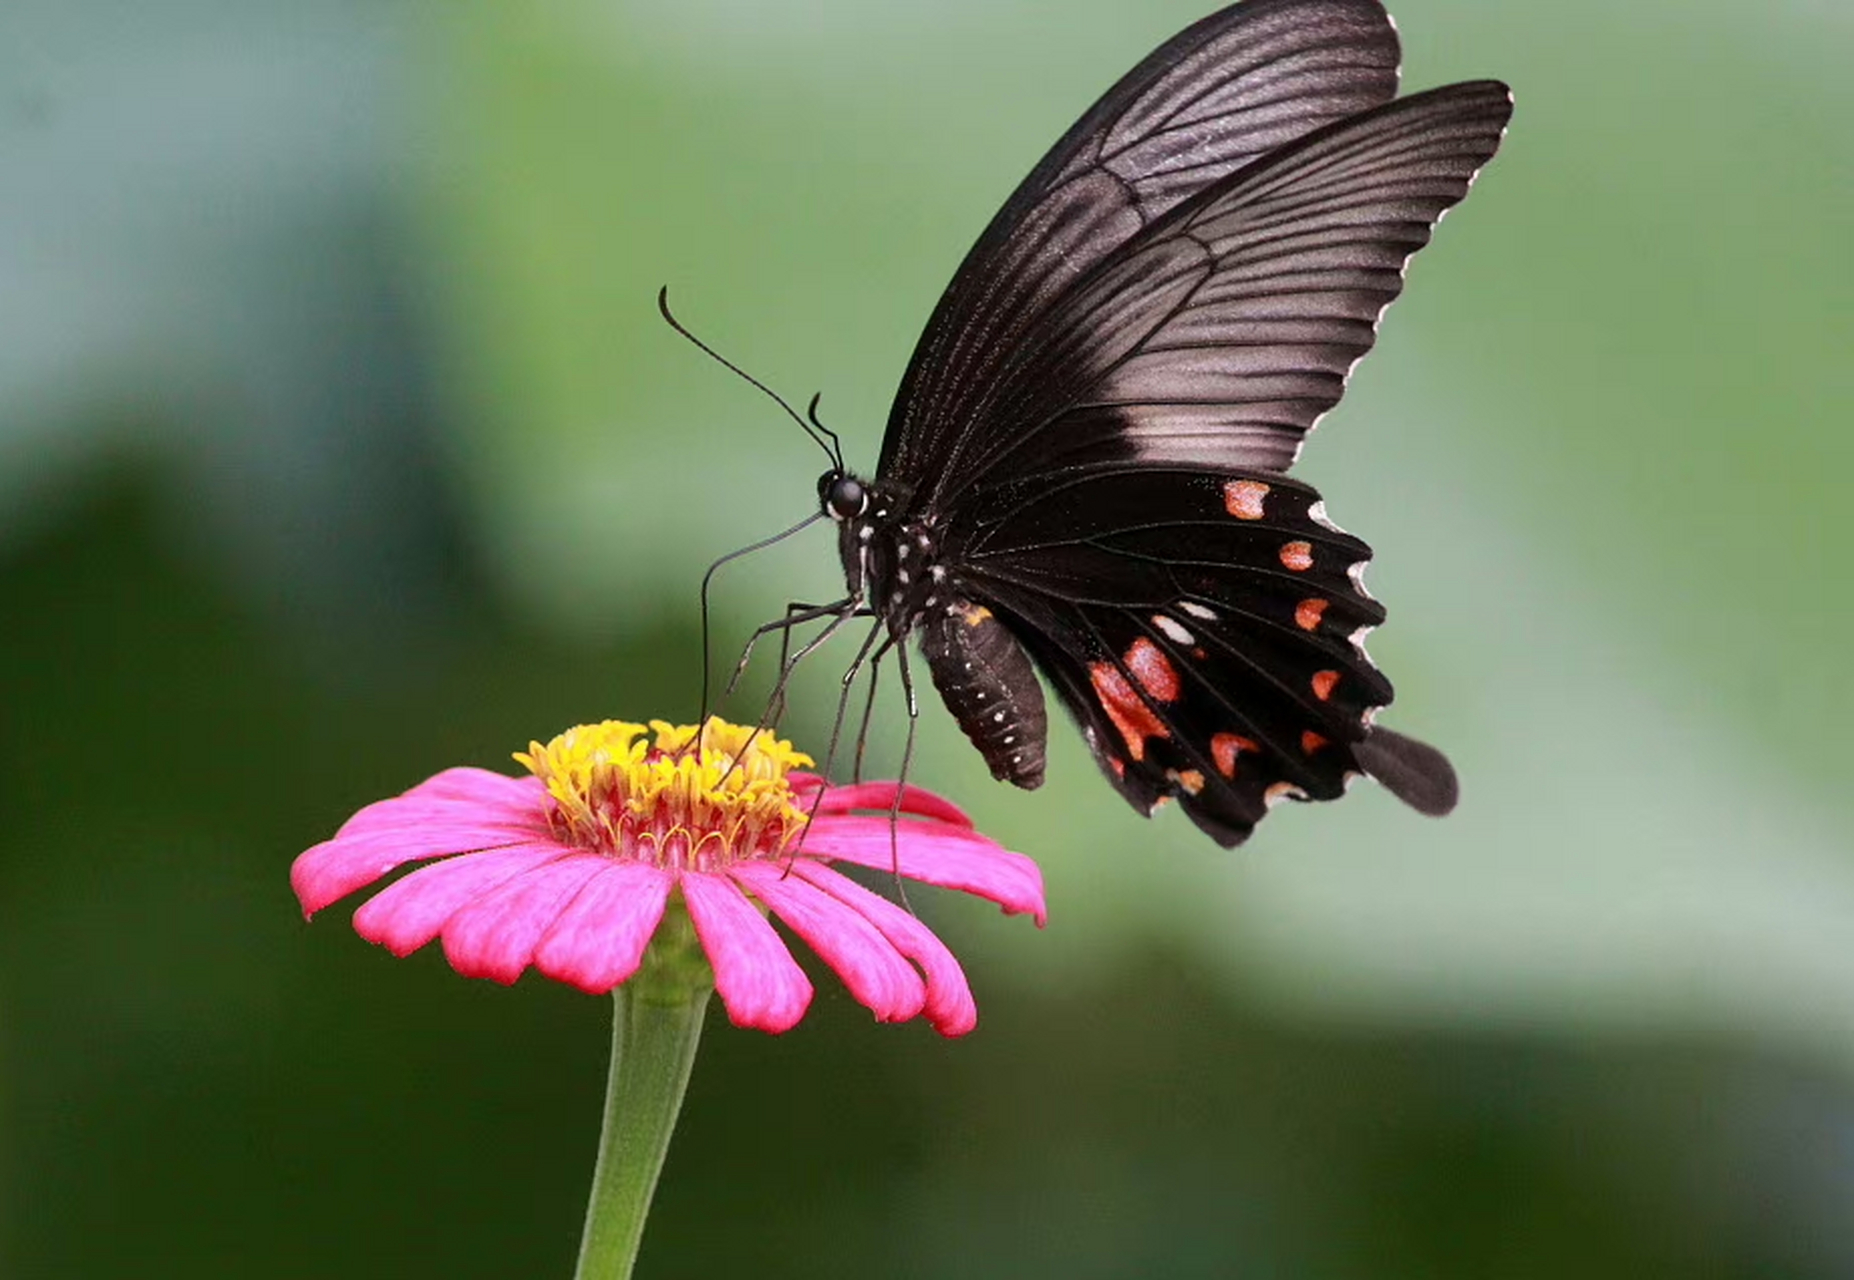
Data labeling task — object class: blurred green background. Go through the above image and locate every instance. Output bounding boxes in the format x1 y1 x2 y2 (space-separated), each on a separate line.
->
4 0 1851 1275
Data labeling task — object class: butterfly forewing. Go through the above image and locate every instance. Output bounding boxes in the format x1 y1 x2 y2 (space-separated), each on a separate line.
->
882 0 1404 498
933 80 1514 499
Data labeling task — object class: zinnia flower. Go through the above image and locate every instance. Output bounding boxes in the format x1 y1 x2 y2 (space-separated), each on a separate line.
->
291 718 1045 1035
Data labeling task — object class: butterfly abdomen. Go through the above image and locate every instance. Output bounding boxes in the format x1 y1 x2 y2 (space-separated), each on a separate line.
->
918 601 1049 789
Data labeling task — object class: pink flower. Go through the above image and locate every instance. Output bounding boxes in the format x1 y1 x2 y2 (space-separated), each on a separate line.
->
292 719 1045 1035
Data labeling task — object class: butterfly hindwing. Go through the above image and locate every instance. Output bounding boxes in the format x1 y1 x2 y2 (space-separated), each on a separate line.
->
949 466 1393 844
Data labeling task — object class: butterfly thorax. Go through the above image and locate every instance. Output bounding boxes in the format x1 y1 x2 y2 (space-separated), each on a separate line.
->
821 468 1049 789
820 472 933 624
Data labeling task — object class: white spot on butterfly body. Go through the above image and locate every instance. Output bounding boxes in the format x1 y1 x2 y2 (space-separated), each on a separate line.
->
858 526 874 542
1151 615 1195 646
993 710 1006 723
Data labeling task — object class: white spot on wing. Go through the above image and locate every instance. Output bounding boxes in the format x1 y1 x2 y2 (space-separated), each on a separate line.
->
1264 781 1308 809
1178 601 1217 622
1347 560 1375 601
1306 500 1347 534
1348 624 1378 668
1151 615 1195 646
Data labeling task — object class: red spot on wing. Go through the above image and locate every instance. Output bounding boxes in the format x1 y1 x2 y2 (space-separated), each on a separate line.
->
1109 757 1126 780
1124 638 1181 702
1210 732 1259 779
1223 480 1270 520
1295 598 1329 631
1301 730 1329 755
1280 541 1314 572
1090 663 1171 762
1311 670 1340 702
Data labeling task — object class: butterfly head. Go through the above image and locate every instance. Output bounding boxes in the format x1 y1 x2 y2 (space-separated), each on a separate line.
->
818 470 870 523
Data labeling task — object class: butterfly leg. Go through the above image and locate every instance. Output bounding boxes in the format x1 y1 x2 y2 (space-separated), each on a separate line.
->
787 620 894 871
886 639 922 912
756 600 868 729
810 619 891 790
716 601 867 794
725 597 856 702
852 640 890 784
697 511 828 727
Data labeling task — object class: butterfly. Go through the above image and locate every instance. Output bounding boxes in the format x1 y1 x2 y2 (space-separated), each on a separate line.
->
792 0 1510 846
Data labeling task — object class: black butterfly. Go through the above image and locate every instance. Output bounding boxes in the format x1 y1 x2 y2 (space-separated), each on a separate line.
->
789 0 1510 846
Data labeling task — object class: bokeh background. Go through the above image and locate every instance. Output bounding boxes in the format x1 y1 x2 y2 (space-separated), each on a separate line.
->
4 0 1851 1275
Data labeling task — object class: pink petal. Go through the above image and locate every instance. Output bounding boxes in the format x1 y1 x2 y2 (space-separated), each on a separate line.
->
802 815 1047 925
533 862 675 994
789 775 973 828
336 769 542 837
403 766 539 806
680 872 812 1033
352 842 571 956
789 862 977 1036
730 862 926 1026
293 825 539 916
439 853 612 985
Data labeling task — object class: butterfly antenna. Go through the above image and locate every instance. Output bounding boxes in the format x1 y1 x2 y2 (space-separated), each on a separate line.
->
805 392 844 472
657 287 837 464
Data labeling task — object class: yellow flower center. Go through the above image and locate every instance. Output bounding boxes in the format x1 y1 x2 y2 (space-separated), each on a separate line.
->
514 718 814 870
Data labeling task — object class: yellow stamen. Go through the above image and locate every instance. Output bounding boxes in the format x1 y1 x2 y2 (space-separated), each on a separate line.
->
514 719 814 870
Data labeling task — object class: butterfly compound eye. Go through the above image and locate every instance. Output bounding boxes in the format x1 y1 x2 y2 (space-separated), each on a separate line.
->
823 474 869 521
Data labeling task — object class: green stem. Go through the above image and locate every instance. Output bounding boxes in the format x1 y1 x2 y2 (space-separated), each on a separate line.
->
573 911 712 1280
